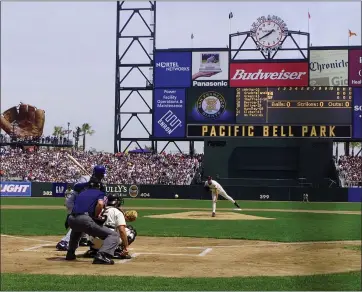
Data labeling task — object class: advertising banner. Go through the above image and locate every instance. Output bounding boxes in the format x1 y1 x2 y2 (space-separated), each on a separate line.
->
187 88 235 124
353 88 362 139
192 51 229 87
52 182 68 197
105 184 140 198
229 62 309 87
154 52 192 88
348 188 362 202
0 181 31 197
349 49 362 87
309 50 348 86
153 89 186 138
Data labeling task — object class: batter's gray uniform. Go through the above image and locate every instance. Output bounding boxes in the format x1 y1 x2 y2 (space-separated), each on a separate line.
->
57 175 90 246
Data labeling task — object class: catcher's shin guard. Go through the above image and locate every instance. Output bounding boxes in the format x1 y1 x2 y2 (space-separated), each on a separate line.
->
83 247 98 258
127 225 137 245
118 226 137 251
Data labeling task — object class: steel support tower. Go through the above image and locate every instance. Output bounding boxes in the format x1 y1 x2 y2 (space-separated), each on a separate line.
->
114 1 156 153
114 1 195 154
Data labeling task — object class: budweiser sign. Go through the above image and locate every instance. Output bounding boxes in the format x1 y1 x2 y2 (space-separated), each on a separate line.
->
229 62 309 87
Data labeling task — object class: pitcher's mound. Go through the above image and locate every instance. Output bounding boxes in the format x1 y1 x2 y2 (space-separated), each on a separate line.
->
145 211 275 221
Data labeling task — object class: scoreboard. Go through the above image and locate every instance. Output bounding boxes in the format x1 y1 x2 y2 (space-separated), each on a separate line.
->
236 87 352 125
186 86 357 138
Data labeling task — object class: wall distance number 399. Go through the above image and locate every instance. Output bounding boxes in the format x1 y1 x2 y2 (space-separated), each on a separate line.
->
260 194 270 200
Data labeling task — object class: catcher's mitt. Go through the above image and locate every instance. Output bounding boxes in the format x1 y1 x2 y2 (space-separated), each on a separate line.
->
0 103 45 138
124 210 138 222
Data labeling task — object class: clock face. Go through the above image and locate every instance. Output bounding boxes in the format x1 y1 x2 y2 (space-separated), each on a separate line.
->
255 21 283 49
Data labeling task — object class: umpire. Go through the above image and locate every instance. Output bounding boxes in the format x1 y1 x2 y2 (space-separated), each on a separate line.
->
65 173 120 265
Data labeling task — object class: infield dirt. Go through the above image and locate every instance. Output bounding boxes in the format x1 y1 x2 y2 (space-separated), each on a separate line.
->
145 211 275 220
1 235 361 278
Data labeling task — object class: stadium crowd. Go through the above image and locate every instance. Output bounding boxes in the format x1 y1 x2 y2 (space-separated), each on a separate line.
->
0 148 203 185
336 155 362 187
0 133 72 146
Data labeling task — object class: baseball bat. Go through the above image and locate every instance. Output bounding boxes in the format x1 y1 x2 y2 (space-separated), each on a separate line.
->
65 153 91 176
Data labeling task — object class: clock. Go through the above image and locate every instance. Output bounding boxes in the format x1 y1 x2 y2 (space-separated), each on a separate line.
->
251 15 288 53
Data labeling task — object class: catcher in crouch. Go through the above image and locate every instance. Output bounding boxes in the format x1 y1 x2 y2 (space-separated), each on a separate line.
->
204 176 241 217
84 193 137 260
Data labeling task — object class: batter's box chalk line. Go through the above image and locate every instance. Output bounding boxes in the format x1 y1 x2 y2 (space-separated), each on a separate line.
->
20 243 55 251
4 234 213 257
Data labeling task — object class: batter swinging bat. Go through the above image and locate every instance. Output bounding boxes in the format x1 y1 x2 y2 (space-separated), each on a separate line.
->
65 153 91 176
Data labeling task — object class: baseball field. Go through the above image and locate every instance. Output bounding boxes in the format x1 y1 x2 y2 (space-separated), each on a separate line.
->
0 197 361 291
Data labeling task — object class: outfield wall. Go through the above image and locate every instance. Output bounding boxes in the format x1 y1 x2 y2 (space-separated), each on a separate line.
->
1 181 361 202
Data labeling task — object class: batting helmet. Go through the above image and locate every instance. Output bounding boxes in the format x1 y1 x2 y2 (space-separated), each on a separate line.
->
90 165 106 182
93 165 106 176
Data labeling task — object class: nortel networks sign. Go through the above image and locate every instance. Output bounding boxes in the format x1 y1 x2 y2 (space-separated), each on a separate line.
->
229 62 309 87
154 52 192 88
0 182 31 197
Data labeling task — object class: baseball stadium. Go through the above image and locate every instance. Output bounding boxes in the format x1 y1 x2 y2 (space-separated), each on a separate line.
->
1 1 362 291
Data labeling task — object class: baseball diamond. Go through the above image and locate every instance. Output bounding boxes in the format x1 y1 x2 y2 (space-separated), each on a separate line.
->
1 198 361 290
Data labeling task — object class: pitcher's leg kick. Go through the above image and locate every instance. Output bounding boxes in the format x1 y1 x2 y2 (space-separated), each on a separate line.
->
212 189 241 217
205 176 241 217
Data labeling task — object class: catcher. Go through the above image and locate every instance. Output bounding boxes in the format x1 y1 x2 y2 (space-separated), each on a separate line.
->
83 193 138 260
0 103 45 138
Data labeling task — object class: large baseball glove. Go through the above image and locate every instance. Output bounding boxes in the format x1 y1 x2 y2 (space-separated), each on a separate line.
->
124 210 138 222
0 103 45 137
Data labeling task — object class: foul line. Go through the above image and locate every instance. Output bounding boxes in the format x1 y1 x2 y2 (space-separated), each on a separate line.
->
183 240 361 249
198 248 212 256
1 234 55 244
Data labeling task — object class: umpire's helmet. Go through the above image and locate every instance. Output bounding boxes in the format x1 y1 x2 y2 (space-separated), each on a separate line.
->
107 193 124 208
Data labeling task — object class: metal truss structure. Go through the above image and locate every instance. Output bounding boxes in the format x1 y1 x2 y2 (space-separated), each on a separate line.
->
114 1 155 153
114 1 195 154
229 30 310 61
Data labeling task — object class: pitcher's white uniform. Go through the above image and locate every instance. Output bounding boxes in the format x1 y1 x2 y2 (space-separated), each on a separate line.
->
205 178 241 216
205 179 235 201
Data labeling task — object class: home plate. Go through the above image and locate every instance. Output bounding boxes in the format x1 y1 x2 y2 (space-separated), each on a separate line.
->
145 211 275 221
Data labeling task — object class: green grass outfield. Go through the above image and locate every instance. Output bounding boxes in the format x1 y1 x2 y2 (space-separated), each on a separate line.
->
1 198 361 291
1 272 361 291
1 197 362 211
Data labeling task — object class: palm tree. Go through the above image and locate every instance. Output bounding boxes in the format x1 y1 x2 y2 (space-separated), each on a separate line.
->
52 126 63 138
350 142 361 156
80 123 95 151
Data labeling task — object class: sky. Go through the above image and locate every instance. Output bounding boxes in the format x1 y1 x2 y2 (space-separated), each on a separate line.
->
1 1 361 153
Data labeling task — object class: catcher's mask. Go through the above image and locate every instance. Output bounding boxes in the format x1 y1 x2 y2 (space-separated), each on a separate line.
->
106 193 124 208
